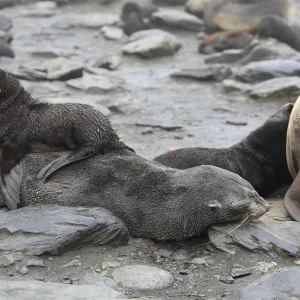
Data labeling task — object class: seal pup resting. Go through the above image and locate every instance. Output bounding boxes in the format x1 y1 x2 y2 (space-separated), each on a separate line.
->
154 104 293 197
120 2 157 36
15 149 269 241
285 95 300 222
0 69 134 211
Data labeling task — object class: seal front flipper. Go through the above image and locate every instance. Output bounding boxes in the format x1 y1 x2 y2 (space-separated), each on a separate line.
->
284 171 300 222
0 147 24 210
37 148 97 183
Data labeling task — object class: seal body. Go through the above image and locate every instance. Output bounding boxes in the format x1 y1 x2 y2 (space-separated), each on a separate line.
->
0 69 133 210
154 104 293 197
16 150 269 241
203 0 295 33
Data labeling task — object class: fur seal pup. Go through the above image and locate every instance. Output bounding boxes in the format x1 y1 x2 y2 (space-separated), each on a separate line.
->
0 69 134 211
154 104 293 197
284 96 300 222
15 150 269 241
257 15 300 53
203 0 295 33
120 2 157 36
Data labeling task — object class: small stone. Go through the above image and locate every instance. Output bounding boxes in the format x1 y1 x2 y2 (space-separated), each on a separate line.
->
179 270 190 275
112 265 174 291
189 257 210 266
219 275 234 284
19 266 29 275
26 259 45 267
61 259 82 268
101 26 124 40
0 13 12 31
226 120 247 126
222 79 250 93
93 54 122 70
101 261 121 269
48 257 54 261
230 264 252 278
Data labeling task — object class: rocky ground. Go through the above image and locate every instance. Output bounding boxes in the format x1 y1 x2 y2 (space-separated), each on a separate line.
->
0 0 300 299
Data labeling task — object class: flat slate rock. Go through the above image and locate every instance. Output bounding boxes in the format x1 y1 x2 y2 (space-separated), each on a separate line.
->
235 59 300 83
224 267 300 300
112 265 174 291
208 220 300 257
171 65 232 81
123 32 182 58
152 10 204 31
247 76 300 99
0 205 129 255
67 71 125 93
0 279 128 299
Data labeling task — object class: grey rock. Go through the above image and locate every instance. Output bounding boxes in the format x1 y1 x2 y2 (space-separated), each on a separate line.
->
219 275 234 284
45 57 83 80
0 279 128 299
19 266 29 275
123 32 182 58
247 76 300 99
0 13 12 31
128 29 178 43
224 267 300 300
152 10 204 31
26 259 45 267
112 265 173 290
20 1 57 17
231 264 252 278
222 79 250 93
171 65 232 82
0 39 14 58
185 0 211 18
61 259 82 268
52 13 119 29
0 30 13 43
226 120 247 126
101 26 124 40
235 59 300 83
204 49 245 64
93 54 122 70
0 253 22 267
67 71 125 94
208 220 300 257
0 205 129 255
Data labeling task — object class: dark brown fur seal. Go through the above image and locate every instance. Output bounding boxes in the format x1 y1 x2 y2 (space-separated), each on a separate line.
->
15 150 269 241
198 31 253 54
154 104 293 197
257 15 300 53
0 69 134 211
285 96 300 222
203 0 295 33
120 2 157 36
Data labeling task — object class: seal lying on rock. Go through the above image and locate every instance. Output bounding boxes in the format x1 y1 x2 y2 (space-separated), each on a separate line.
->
120 2 157 36
285 96 300 222
154 104 293 197
203 0 295 33
9 149 269 241
0 69 134 210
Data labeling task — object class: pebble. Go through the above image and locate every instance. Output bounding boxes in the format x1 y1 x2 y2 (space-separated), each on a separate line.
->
226 120 248 126
19 266 29 275
26 259 45 267
101 261 121 269
230 264 252 278
219 275 234 284
61 259 82 268
101 26 124 40
93 54 122 70
112 265 174 291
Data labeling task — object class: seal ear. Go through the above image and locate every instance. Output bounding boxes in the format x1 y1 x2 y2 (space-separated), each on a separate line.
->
271 103 294 121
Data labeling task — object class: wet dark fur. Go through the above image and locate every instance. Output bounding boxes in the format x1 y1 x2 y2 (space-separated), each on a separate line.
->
120 2 157 36
154 104 293 197
0 69 134 210
257 15 300 53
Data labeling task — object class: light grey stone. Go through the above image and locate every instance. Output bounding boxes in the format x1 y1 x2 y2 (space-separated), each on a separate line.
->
0 279 128 299
112 265 174 290
0 205 129 255
101 26 124 40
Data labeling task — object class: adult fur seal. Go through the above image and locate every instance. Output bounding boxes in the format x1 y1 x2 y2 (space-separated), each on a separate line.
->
12 149 269 241
0 69 134 210
120 2 157 36
154 104 293 197
203 0 295 33
285 96 300 222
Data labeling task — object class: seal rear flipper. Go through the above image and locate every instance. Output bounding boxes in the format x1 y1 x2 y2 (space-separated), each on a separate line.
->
37 148 97 183
284 171 300 222
0 163 23 210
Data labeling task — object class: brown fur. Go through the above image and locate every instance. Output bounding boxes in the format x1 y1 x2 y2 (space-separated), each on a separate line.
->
0 69 134 210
